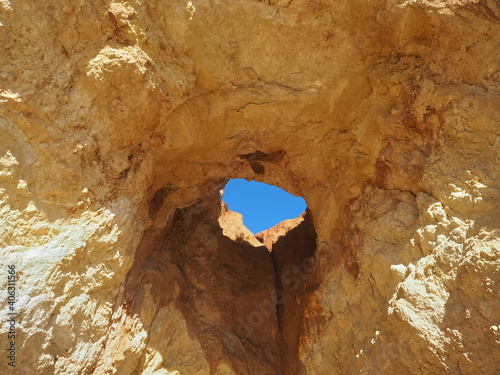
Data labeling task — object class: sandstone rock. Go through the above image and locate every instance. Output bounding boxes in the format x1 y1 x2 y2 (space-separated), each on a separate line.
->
219 201 265 248
1 0 500 374
255 212 306 251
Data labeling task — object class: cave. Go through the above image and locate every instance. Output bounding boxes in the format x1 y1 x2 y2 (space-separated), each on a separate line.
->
6 1 500 374
113 174 319 374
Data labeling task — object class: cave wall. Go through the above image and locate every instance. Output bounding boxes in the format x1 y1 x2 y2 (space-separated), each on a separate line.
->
1 0 500 374
95 197 282 375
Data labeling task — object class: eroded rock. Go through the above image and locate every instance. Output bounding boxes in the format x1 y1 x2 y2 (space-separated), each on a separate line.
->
1 0 500 374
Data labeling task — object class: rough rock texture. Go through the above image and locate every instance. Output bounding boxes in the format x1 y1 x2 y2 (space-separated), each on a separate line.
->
1 0 500 374
219 201 265 248
255 213 305 251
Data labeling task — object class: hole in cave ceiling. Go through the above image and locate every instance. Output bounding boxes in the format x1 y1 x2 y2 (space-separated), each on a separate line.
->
221 179 307 235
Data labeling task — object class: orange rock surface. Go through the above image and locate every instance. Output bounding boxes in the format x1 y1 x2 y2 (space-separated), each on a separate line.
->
1 0 500 374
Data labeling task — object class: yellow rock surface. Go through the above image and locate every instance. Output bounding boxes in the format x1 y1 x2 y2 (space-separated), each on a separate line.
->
1 0 500 374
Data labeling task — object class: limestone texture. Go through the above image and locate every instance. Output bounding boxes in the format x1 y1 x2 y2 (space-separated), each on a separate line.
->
1 0 500 374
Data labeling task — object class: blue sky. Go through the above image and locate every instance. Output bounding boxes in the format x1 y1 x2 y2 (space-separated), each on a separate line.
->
222 179 307 234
